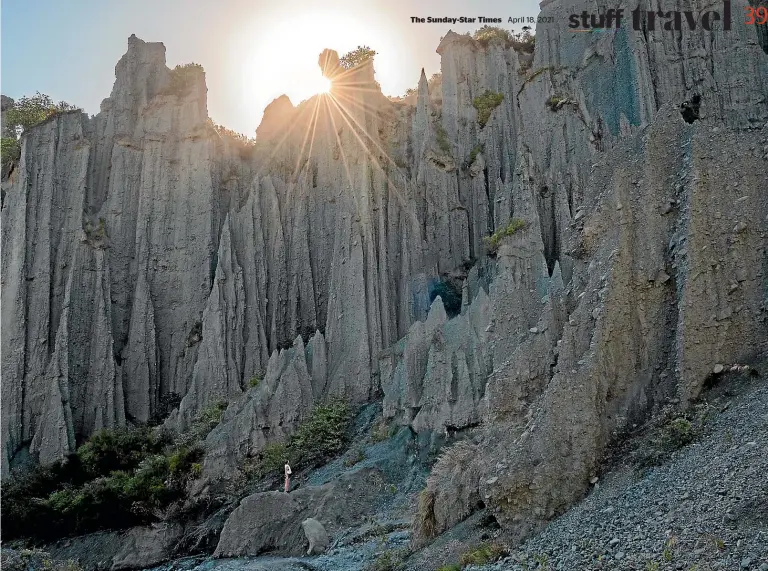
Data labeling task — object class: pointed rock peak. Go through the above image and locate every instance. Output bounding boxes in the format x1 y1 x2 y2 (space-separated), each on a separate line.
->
219 213 233 249
416 69 431 109
310 329 325 345
293 335 306 351
120 34 167 72
112 34 168 102
256 95 296 141
550 261 564 292
418 69 429 95
426 295 448 327
267 94 295 110
474 285 491 307
460 281 470 315
437 30 477 54
265 349 281 379
319 49 342 80
127 33 166 54
213 215 236 280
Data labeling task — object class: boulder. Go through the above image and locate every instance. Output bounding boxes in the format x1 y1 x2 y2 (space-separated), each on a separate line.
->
214 467 387 557
301 518 329 555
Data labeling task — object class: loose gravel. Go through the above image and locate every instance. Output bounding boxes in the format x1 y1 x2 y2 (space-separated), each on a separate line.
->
474 373 768 571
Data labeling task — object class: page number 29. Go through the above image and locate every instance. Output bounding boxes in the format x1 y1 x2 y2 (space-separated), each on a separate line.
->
745 5 768 24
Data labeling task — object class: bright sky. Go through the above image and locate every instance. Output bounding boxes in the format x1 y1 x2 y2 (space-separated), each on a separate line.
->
1 0 541 136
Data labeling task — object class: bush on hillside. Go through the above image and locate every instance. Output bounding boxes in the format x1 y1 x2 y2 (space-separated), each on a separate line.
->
435 123 452 154
483 218 527 254
472 91 504 127
339 46 376 69
1 548 83 571
166 63 204 96
473 25 512 46
2 93 80 174
459 542 508 566
4 92 79 135
1 137 20 172
2 401 227 541
245 398 353 480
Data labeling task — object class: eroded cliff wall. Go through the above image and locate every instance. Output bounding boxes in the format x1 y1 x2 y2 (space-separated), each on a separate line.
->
2 3 767 552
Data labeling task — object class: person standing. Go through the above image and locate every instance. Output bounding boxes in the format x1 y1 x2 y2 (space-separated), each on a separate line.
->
284 460 292 493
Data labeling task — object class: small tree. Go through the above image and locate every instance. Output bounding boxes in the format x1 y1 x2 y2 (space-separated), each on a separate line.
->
1 92 79 174
4 92 79 134
473 25 512 45
166 63 204 95
339 46 376 69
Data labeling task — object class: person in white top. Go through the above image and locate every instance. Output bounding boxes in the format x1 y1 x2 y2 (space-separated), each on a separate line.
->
284 460 292 493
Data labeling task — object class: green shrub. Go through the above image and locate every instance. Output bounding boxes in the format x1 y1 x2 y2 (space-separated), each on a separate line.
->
633 405 711 469
483 218 527 254
166 63 204 96
436 565 461 571
1 548 83 571
175 399 227 449
435 123 452 154
290 398 353 465
339 46 376 69
248 375 262 388
472 26 535 53
4 92 79 134
344 448 366 467
199 400 227 424
510 30 536 53
459 542 507 566
468 144 483 165
246 398 353 481
207 118 255 145
168 445 203 479
2 93 79 175
473 25 512 46
661 418 694 449
3 403 223 541
2 137 20 172
371 418 392 443
546 95 566 111
472 91 504 127
245 442 290 480
76 426 167 477
365 548 409 571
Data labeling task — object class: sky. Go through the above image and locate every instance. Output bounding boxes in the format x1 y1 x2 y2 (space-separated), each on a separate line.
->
1 0 542 136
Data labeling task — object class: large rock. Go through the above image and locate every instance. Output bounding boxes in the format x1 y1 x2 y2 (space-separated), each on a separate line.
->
214 467 387 557
44 523 183 571
301 518 329 555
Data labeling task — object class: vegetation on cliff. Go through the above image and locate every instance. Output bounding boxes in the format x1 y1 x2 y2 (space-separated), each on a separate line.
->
244 397 353 480
164 62 204 96
483 218 527 254
472 90 504 127
339 45 376 69
2 401 226 540
1 92 80 173
473 25 535 53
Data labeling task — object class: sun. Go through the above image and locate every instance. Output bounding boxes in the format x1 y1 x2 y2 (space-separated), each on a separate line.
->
241 9 391 116
317 76 332 94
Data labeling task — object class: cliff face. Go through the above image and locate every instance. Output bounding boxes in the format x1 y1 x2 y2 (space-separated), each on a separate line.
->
2 0 767 545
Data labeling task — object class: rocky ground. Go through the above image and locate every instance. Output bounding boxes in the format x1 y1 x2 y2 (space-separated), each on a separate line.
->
135 364 768 571
472 366 768 571
6 364 766 571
